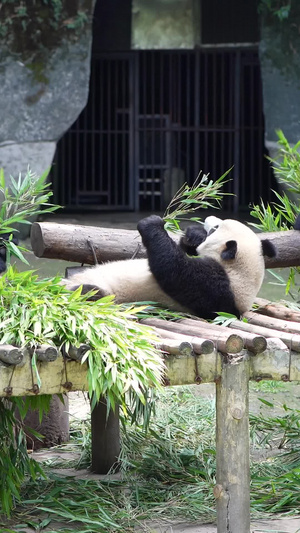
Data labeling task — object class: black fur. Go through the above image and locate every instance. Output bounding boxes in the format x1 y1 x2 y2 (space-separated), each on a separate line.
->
137 215 240 320
180 225 207 256
261 239 276 258
221 240 237 261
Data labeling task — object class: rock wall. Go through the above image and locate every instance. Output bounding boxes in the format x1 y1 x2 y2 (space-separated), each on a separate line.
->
259 5 300 157
0 1 96 189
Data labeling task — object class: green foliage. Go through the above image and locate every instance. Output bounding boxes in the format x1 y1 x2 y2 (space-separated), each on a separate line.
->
258 0 292 21
5 387 300 529
0 269 164 517
163 169 232 233
0 398 46 517
0 1 92 52
0 268 164 414
0 167 59 266
250 130 300 297
211 312 240 327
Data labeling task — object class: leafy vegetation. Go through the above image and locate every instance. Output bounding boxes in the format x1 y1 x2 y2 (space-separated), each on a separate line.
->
3 386 300 531
0 167 59 266
163 169 232 233
250 130 300 298
0 268 164 412
0 167 164 517
258 0 292 21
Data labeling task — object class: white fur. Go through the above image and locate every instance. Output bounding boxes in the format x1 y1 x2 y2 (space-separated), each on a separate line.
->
64 258 189 312
64 218 266 316
197 219 265 313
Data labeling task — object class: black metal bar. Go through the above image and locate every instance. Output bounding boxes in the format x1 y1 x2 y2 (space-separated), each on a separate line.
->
233 50 241 212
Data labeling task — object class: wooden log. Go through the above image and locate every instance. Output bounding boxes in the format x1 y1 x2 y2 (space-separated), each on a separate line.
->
215 354 250 533
156 339 194 356
141 317 244 354
67 344 90 361
152 326 215 354
30 222 147 264
254 297 300 323
244 310 300 335
91 397 120 474
0 345 23 365
178 318 267 355
230 320 300 352
34 345 58 362
31 222 300 269
1 341 300 396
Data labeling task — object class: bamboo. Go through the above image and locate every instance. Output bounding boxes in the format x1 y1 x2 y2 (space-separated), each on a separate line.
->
31 222 300 268
215 355 250 533
141 317 244 354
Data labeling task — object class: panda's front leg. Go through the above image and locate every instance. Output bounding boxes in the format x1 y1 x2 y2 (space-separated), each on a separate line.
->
137 215 190 285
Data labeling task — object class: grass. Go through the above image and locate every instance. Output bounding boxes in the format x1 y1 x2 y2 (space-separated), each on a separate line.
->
2 384 300 532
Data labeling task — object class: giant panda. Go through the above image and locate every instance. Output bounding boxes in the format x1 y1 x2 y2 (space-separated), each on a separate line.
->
63 214 276 319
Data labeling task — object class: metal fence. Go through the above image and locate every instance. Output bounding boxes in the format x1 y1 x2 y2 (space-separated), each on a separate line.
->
52 49 275 212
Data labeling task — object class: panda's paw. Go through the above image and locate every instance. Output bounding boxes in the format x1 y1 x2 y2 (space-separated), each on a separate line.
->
137 215 164 237
180 225 207 255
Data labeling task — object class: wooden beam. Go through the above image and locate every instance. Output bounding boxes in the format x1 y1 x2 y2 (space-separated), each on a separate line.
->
215 355 250 533
31 222 300 269
1 345 300 397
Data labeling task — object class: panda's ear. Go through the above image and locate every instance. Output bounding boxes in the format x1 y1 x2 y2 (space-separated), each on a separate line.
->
221 240 237 260
261 239 276 258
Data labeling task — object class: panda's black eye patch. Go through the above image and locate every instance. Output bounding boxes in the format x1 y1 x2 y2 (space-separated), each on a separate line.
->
221 240 237 260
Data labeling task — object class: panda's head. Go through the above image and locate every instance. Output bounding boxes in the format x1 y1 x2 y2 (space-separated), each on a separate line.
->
196 216 276 314
197 216 276 263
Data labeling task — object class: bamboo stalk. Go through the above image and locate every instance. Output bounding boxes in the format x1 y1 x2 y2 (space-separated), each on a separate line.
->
141 317 244 354
153 326 215 354
178 318 267 355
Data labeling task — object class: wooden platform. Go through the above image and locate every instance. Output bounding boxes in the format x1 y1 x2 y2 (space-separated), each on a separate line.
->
2 298 300 533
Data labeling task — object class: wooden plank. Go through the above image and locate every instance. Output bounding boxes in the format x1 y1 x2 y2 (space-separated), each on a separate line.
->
0 356 89 397
215 355 250 533
1 347 300 397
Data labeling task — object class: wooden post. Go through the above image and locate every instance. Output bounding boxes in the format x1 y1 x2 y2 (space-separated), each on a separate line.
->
91 397 120 474
215 355 250 533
